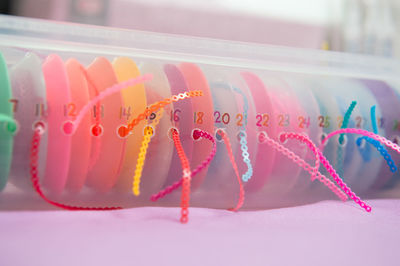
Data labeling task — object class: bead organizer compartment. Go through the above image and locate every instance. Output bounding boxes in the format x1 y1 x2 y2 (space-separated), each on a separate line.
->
1 15 400 219
42 54 72 194
84 57 125 193
277 73 322 195
240 72 278 194
348 82 384 193
9 53 47 191
361 80 400 189
260 73 309 195
111 57 147 193
0 53 13 191
205 78 240 206
178 63 215 191
162 64 194 193
0 52 397 209
64 58 91 192
380 81 400 192
325 81 367 192
136 62 173 197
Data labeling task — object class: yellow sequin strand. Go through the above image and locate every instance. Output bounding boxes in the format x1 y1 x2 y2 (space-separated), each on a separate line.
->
132 109 164 195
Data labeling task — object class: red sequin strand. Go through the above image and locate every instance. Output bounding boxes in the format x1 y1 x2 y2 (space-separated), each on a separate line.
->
150 129 216 202
171 129 192 223
30 126 122 210
217 130 245 212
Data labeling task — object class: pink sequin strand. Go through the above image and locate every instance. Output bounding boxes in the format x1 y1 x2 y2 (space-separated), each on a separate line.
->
278 132 371 212
258 132 349 202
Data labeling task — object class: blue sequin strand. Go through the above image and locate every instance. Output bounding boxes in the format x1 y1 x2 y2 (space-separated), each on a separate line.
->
232 86 253 182
357 105 397 173
336 101 357 177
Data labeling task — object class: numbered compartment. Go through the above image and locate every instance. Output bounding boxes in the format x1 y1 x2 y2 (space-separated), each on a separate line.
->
9 53 47 192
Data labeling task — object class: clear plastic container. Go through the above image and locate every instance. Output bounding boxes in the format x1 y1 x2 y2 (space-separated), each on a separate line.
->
0 15 400 211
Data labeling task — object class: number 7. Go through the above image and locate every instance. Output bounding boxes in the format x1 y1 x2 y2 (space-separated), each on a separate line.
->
9 99 18 112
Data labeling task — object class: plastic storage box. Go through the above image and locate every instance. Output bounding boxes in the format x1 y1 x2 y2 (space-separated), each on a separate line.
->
0 14 399 212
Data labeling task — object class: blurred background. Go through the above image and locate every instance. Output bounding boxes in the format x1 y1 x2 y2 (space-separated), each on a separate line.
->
0 0 399 57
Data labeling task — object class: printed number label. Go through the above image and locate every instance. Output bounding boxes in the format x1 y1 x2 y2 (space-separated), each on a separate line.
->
144 107 156 120
171 109 181 122
298 116 310 129
35 103 45 117
194 111 204 124
256 113 269 127
318 115 330 128
149 112 156 120
277 114 290 127
337 116 344 128
355 116 363 128
93 105 104 118
64 103 77 117
9 99 18 113
120 107 132 120
377 117 385 128
214 111 231 125
236 114 243 127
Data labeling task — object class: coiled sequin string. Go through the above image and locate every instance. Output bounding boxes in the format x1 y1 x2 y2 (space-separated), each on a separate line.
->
279 131 370 211
371 105 378 134
232 87 253 182
258 132 348 202
30 124 122 210
132 109 164 195
321 128 400 209
279 133 320 181
337 101 357 177
118 91 203 138
357 137 398 172
356 106 397 172
216 129 245 211
64 74 154 134
171 128 192 223
150 129 217 201
322 128 400 160
31 76 202 210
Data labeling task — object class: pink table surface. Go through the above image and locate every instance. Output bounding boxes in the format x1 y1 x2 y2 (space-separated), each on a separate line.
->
0 199 399 266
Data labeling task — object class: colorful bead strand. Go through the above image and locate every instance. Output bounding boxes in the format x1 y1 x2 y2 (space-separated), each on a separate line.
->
258 132 349 202
171 128 192 223
232 87 253 182
278 131 371 211
150 129 217 201
336 101 357 177
132 109 164 196
322 128 400 156
30 124 122 210
216 129 245 211
357 106 397 172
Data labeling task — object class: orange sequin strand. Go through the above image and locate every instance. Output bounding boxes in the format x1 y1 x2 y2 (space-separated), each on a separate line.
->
217 129 245 211
119 91 203 138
